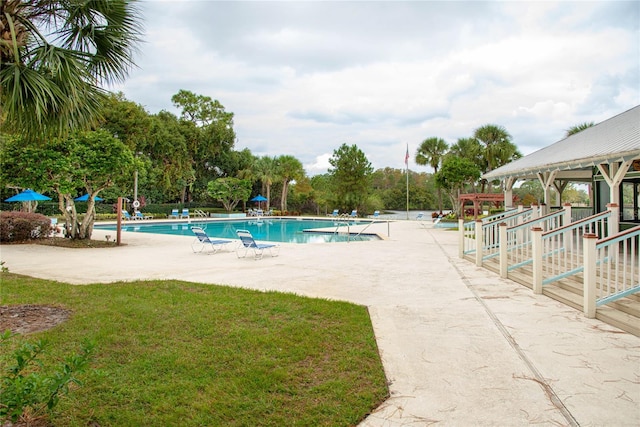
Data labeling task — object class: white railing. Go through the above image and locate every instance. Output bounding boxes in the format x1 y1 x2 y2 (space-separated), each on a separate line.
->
584 225 640 317
530 205 618 294
458 205 541 259
498 208 568 277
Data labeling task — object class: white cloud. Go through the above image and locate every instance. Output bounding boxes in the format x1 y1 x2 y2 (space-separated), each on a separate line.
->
115 0 639 174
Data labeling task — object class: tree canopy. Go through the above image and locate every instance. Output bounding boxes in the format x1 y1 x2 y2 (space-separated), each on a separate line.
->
0 0 143 140
328 143 373 212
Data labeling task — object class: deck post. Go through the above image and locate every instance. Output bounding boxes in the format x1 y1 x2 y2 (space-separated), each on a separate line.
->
563 203 572 225
499 223 508 278
532 227 543 294
475 220 483 267
531 204 539 220
606 203 619 237
517 204 524 213
583 233 598 318
458 218 465 258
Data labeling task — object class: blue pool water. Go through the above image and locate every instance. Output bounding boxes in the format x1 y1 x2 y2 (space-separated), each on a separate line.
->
95 218 379 244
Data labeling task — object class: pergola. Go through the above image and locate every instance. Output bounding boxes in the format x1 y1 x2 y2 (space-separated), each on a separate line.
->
458 193 504 219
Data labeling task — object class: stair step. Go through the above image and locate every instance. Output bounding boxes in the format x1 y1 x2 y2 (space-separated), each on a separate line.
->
596 306 640 336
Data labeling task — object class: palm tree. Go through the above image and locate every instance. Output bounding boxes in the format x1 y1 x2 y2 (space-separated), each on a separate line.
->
275 155 304 212
415 137 448 212
473 124 521 192
565 122 594 137
0 0 142 140
253 156 277 209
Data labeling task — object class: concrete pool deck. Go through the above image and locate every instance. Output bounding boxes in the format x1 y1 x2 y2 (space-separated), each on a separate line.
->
1 219 638 426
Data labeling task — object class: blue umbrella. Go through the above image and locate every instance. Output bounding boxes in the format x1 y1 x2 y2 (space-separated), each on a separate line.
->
250 194 267 202
4 189 51 202
74 194 104 202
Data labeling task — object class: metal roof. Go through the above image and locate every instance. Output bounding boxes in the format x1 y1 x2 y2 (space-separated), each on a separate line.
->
483 105 640 181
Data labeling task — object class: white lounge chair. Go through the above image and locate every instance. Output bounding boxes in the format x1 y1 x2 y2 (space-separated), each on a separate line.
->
169 209 179 219
180 208 190 219
327 209 339 218
235 229 280 260
134 210 153 220
190 227 233 254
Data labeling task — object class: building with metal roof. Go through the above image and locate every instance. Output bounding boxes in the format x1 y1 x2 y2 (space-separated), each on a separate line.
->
483 105 640 227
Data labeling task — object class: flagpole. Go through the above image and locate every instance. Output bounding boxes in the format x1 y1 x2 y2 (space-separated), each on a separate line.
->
405 144 409 220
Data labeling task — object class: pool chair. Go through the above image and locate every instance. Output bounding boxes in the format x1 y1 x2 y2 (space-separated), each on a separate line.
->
415 212 428 228
122 210 135 221
134 210 154 220
169 209 179 219
343 209 357 218
327 209 339 218
180 208 190 219
371 210 380 219
190 227 233 254
235 229 280 260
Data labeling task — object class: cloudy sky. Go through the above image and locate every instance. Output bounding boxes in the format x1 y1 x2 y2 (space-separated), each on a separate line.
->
113 0 640 175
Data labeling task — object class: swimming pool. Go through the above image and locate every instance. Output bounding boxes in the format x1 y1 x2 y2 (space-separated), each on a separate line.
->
95 218 380 244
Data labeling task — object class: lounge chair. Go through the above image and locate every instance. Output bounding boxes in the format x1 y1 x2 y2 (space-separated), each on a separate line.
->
256 209 264 217
122 210 135 221
169 209 179 219
180 208 190 219
235 229 280 260
190 227 233 254
371 210 380 218
343 209 357 218
327 209 339 218
134 210 154 220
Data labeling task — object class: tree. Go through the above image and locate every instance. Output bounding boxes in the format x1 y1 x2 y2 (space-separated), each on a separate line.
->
171 90 236 201
253 156 277 209
415 137 448 212
1 130 135 239
565 122 594 137
0 0 142 139
275 155 304 212
206 177 251 213
434 156 481 217
328 144 373 212
473 124 521 192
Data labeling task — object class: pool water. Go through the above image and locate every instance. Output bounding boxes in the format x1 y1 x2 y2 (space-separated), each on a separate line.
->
95 218 379 244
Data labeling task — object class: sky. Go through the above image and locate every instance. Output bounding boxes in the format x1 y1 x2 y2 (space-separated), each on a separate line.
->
113 0 640 175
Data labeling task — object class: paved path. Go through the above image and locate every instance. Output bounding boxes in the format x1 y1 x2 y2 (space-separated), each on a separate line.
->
1 220 638 426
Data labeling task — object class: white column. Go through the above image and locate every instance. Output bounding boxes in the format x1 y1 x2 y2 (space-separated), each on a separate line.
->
504 177 516 209
607 203 619 237
499 223 508 278
563 203 572 226
597 160 633 206
458 218 465 259
532 227 543 294
583 233 598 318
475 220 483 267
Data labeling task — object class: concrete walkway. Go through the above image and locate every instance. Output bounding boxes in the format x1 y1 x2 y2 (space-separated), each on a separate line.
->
1 220 638 426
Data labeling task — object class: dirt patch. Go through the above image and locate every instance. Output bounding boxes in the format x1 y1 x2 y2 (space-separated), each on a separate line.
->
0 305 71 334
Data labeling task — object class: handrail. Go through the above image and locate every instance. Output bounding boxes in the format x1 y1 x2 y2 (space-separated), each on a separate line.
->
467 208 529 228
542 210 610 238
506 209 564 232
597 224 640 246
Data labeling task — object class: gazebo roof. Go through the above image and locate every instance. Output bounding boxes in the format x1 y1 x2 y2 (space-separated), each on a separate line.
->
483 105 640 182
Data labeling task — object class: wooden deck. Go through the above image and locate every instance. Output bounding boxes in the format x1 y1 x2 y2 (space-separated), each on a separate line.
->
465 255 640 337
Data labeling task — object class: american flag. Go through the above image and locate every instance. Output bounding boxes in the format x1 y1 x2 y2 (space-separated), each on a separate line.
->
404 144 409 165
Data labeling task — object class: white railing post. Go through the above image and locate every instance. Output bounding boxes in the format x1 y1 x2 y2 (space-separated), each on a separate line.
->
563 203 572 225
517 204 524 213
499 223 508 278
475 220 483 267
458 218 465 258
532 227 543 294
583 233 598 318
531 204 539 220
607 203 619 238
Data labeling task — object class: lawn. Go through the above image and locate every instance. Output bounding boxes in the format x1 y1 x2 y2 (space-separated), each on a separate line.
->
0 273 389 426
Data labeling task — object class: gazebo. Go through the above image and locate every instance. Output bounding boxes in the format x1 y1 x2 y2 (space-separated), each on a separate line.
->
458 193 505 219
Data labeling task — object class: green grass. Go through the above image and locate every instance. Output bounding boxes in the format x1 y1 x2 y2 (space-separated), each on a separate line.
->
1 274 388 426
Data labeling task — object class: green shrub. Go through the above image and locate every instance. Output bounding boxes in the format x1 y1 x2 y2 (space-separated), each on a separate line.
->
0 211 52 242
0 332 95 424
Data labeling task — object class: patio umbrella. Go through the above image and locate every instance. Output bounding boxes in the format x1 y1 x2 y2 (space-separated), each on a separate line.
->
74 194 104 202
4 189 51 202
4 189 51 213
250 194 268 210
